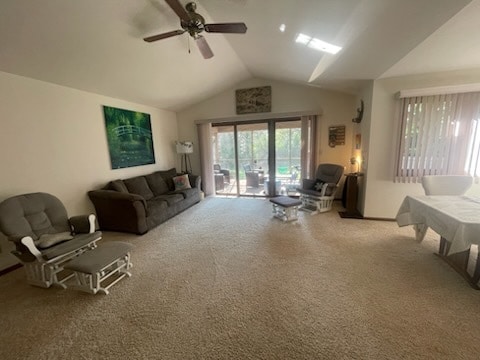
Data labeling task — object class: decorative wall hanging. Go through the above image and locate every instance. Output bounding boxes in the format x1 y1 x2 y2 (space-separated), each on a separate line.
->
328 125 346 148
355 133 362 150
352 99 364 123
103 106 155 169
235 86 272 114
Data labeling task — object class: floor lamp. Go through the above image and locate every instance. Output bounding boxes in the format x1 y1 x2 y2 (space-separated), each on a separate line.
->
176 141 193 174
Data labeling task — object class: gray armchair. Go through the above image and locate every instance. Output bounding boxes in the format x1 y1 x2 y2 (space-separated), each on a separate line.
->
0 192 102 288
297 163 344 213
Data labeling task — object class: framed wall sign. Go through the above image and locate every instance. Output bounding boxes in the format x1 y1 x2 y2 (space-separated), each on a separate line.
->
328 125 346 148
235 86 272 114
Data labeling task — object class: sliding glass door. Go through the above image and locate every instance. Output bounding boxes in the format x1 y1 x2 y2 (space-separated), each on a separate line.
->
275 120 301 196
237 123 269 196
212 125 236 195
212 118 303 197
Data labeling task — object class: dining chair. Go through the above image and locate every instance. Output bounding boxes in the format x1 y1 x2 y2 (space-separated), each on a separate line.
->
421 175 473 195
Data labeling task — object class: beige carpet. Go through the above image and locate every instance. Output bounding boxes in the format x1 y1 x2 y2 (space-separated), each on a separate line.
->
1 197 480 360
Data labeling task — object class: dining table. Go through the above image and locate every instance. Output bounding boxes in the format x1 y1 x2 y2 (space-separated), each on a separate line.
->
396 195 480 289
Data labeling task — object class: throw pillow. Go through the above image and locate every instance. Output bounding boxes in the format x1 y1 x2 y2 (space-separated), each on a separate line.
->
173 174 192 191
311 179 325 192
35 232 73 249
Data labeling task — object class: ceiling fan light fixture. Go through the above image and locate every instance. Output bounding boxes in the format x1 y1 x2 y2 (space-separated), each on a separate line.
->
195 35 214 59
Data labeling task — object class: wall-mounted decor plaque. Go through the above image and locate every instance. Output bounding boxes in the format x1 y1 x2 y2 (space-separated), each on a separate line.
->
328 125 346 148
235 86 272 114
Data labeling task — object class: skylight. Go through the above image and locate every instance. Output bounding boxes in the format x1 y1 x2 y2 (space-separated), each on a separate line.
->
295 33 342 54
295 33 311 45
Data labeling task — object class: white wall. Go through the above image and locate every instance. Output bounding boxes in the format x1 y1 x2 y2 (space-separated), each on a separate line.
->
177 77 357 179
353 81 374 215
0 71 178 268
363 69 480 218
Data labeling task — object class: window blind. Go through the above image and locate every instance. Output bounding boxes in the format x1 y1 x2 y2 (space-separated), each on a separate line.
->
395 92 480 182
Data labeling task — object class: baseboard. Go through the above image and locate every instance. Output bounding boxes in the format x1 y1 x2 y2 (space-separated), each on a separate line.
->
0 263 22 276
338 209 396 222
338 211 363 219
362 217 396 221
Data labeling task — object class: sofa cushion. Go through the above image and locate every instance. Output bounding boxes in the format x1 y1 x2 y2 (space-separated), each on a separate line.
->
146 198 169 211
174 187 198 199
146 172 170 196
157 168 177 191
153 194 184 206
111 179 129 193
124 177 154 200
173 174 192 191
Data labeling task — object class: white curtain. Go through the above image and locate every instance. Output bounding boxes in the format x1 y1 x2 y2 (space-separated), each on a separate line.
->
300 115 317 179
197 123 215 196
395 92 480 182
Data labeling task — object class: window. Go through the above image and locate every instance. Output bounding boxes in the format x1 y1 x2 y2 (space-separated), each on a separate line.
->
395 92 480 182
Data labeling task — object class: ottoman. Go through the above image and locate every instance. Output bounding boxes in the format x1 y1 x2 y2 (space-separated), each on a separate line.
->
65 241 133 295
269 196 302 222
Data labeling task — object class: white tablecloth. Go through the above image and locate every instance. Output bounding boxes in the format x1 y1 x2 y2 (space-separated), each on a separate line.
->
396 195 480 255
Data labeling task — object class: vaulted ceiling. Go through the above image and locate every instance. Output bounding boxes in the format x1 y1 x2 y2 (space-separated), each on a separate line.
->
0 0 478 111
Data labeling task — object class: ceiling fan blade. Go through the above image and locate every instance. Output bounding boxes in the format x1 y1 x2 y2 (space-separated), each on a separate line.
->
143 29 185 42
165 0 191 22
195 35 214 59
204 23 247 34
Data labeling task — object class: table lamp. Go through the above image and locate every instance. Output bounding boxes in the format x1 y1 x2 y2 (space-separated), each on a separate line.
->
350 156 361 174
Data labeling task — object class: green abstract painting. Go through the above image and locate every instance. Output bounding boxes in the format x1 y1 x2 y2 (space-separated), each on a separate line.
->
103 106 155 169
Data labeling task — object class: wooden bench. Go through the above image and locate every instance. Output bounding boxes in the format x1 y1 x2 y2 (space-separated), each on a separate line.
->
64 241 133 295
269 196 302 222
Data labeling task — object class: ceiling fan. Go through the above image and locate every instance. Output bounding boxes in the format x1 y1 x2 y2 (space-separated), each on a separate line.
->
143 0 247 59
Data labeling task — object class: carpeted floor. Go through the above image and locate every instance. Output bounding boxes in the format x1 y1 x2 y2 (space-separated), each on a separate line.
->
1 197 480 360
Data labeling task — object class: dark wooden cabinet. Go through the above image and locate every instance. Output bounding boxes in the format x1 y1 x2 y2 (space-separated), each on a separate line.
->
339 173 363 218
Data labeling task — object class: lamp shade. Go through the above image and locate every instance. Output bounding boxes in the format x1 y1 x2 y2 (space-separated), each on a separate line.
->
176 141 193 154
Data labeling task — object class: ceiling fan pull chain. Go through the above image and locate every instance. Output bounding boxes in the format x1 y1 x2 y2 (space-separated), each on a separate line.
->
188 36 191 54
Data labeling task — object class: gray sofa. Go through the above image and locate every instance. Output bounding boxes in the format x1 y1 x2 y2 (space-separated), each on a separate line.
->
88 168 201 235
